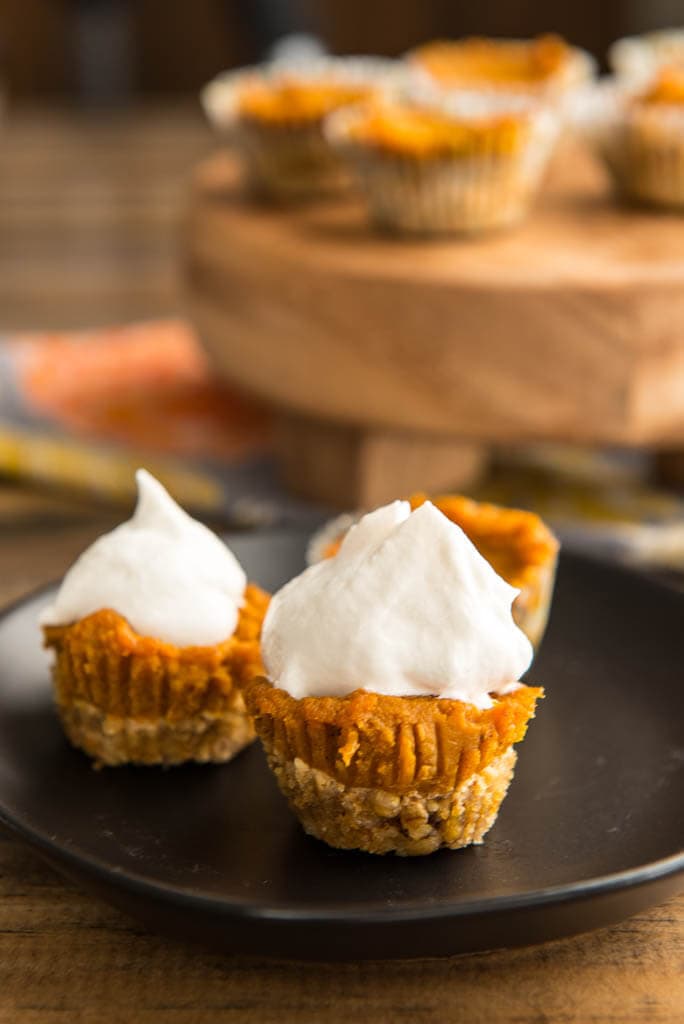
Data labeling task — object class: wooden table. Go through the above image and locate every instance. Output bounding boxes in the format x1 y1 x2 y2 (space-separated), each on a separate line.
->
0 107 682 1024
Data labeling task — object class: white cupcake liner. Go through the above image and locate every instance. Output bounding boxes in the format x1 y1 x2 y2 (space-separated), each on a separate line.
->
609 29 684 89
617 107 684 207
570 78 684 208
231 118 349 199
326 98 559 235
201 56 409 199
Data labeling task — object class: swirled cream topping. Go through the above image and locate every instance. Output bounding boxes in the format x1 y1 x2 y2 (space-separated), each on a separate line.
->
40 470 246 647
262 500 532 708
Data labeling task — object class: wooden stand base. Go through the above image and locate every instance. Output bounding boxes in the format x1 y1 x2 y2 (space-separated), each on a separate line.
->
185 145 684 506
275 414 486 508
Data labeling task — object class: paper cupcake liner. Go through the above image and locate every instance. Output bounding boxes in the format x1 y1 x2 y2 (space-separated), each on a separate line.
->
306 495 559 649
574 85 684 209
612 115 684 208
201 57 407 201
353 154 535 234
267 746 517 855
233 119 350 199
327 103 558 234
43 583 269 766
243 676 541 795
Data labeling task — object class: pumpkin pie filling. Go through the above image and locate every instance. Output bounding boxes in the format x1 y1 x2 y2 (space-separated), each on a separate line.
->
237 79 376 125
243 677 541 856
410 34 575 89
44 584 269 767
637 66 684 106
342 102 530 159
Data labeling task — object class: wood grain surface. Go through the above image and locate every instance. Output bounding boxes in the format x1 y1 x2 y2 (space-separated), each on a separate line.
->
185 146 684 447
0 104 212 330
0 107 682 1024
1 833 682 1024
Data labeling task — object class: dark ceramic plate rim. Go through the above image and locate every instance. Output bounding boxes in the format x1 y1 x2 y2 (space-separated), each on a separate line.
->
0 576 682 928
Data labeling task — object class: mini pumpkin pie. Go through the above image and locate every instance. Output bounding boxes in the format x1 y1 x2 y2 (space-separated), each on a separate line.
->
325 96 558 234
201 57 403 200
243 500 544 856
408 34 594 101
309 492 559 649
41 470 269 767
576 67 684 208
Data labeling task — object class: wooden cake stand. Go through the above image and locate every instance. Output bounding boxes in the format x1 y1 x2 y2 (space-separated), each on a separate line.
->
184 144 684 507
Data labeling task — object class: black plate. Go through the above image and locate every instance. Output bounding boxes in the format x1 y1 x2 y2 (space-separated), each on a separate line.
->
0 532 682 961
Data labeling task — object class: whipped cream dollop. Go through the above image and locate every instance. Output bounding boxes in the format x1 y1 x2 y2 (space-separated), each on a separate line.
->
40 470 247 647
262 500 532 708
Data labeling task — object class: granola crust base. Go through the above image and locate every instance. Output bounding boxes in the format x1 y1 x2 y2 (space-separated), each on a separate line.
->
43 583 269 767
244 678 540 853
243 677 541 795
57 698 255 767
268 746 517 855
